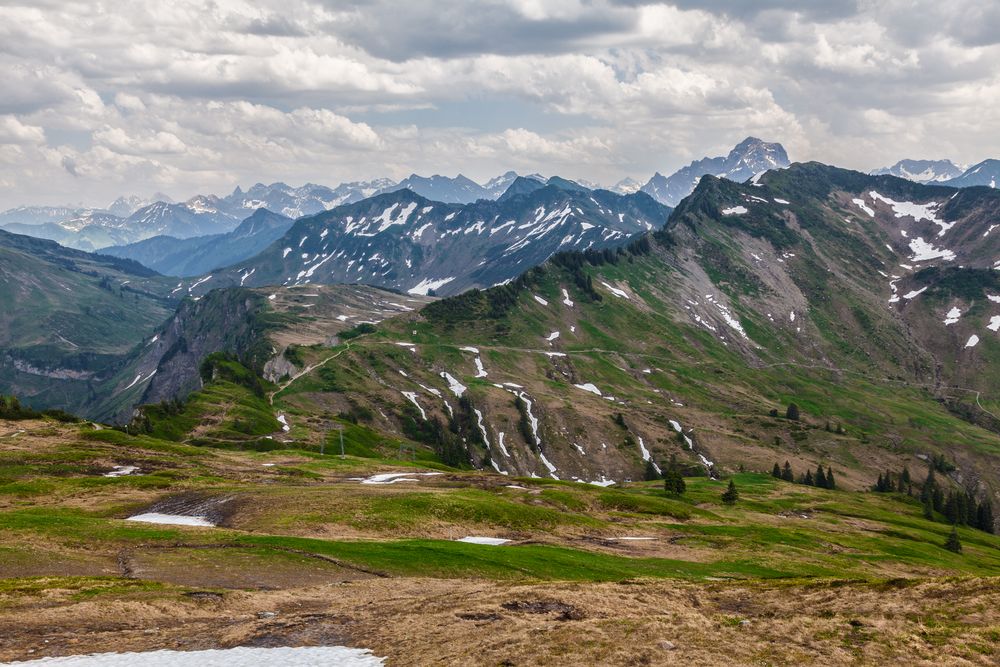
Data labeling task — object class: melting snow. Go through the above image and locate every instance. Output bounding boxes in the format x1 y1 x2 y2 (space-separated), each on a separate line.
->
721 205 748 215
852 198 875 217
104 465 138 478
773 198 790 205
533 294 549 306
988 316 1000 332
360 471 443 485
869 191 953 236
276 414 290 432
944 307 962 325
473 357 487 377
11 647 387 665
441 372 467 397
909 237 955 262
637 436 660 475
456 536 510 545
538 451 559 479
600 281 629 299
903 287 927 299
562 288 574 307
965 335 980 348
126 513 214 527
408 277 454 296
401 391 426 420
573 383 602 396
545 331 560 341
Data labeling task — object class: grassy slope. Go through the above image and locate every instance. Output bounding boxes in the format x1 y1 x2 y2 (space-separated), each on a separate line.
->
270 250 1000 494
1 418 997 586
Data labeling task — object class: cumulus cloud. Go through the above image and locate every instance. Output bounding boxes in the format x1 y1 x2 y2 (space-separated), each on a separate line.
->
0 0 998 207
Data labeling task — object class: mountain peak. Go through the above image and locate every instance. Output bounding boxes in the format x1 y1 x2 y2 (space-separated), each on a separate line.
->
641 138 791 207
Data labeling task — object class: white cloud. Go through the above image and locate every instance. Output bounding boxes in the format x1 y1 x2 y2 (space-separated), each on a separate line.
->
0 0 999 207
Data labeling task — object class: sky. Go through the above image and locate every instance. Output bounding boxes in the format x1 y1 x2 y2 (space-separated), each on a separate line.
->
1 0 999 208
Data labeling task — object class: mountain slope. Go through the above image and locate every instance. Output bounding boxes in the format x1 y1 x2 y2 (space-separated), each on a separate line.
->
186 182 669 297
102 209 294 277
641 137 790 207
0 229 179 413
382 173 491 203
944 159 1000 188
254 162 1000 499
871 158 965 183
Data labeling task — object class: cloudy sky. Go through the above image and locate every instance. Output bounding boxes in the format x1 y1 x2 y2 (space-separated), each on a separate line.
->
1 0 999 208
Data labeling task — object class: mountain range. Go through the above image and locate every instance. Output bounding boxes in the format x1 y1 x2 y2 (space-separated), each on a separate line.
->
871 159 966 183
2 160 998 494
184 177 668 296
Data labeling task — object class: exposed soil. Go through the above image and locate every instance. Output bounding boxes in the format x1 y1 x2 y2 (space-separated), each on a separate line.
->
0 577 997 666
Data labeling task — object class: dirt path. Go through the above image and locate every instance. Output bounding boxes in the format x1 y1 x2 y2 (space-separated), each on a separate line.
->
269 342 352 405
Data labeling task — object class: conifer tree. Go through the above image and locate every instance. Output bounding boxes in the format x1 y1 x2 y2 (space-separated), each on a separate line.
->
944 492 960 525
977 501 994 534
815 466 827 489
922 494 934 520
721 480 739 505
804 470 814 486
825 466 836 490
785 403 800 421
782 461 794 482
944 526 962 553
662 456 685 496
875 472 885 492
772 463 782 479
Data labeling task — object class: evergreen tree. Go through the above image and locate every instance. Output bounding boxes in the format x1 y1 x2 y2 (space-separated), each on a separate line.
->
875 472 885 492
944 492 960 525
721 480 739 505
815 466 827 489
977 501 995 534
785 403 800 421
921 468 936 504
944 526 962 553
901 466 911 490
922 494 934 520
804 470 814 486
772 463 782 479
662 456 685 496
825 466 836 490
782 461 794 482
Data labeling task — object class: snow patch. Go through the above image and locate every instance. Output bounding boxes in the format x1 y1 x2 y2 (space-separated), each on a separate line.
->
573 383 602 396
456 536 510 545
360 471 443 485
944 307 962 325
721 205 748 215
441 372 467 397
965 335 980 348
126 513 214 527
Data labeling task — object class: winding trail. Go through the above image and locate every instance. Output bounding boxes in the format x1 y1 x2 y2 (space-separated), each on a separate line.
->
269 342 353 405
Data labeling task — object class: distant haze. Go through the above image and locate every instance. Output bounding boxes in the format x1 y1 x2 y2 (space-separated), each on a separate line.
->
1 1 999 207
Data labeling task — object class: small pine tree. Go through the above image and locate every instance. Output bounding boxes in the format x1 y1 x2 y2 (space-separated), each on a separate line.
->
944 526 962 553
721 480 739 505
772 463 782 479
662 456 685 496
785 403 800 421
815 466 827 488
923 494 934 520
944 492 960 525
875 472 885 492
804 470 814 486
782 461 794 482
825 466 836 490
